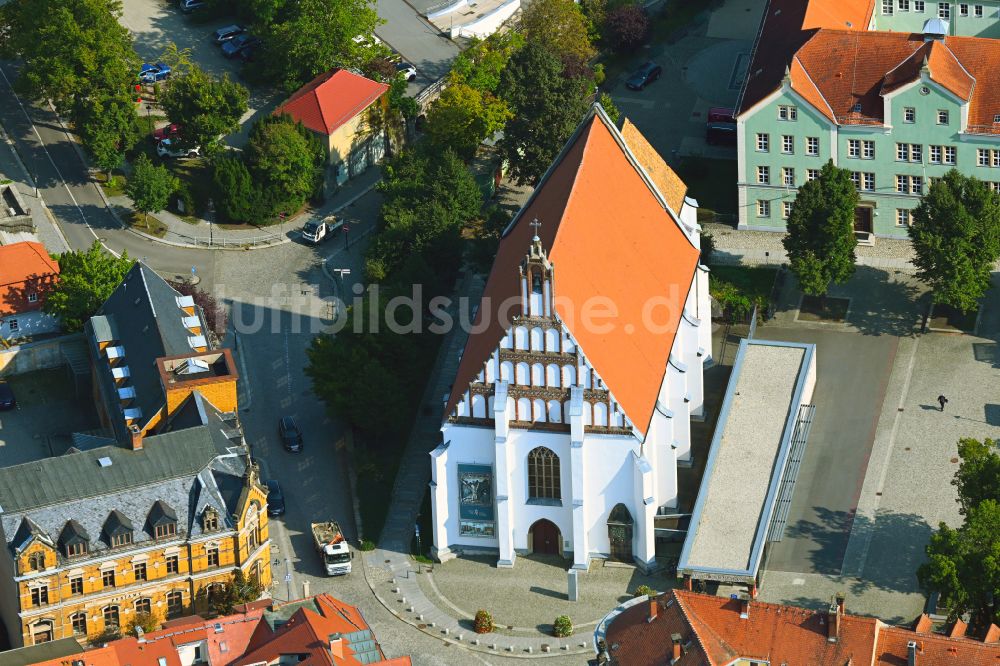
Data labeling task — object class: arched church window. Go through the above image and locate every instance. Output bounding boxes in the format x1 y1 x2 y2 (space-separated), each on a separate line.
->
527 447 561 500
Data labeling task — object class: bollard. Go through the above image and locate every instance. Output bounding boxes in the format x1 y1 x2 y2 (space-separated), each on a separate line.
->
407 606 414 613
417 614 424 621
392 587 399 594
428 622 435 628
561 645 569 651
443 628 449 635
490 643 497 650
472 639 479 646
526 646 532 654
542 645 550 653
457 634 463 641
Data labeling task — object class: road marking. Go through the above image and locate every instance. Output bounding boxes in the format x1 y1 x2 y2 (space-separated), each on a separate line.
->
0 65 118 256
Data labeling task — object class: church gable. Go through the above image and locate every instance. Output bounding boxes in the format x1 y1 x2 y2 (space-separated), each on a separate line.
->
449 236 636 435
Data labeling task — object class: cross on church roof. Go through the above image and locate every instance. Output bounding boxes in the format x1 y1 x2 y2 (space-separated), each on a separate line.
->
530 218 541 241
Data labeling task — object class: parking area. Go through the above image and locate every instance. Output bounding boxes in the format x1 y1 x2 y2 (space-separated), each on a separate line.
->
605 0 766 167
0 368 99 467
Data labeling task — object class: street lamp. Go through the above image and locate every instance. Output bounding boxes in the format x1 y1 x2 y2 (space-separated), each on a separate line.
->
207 198 215 246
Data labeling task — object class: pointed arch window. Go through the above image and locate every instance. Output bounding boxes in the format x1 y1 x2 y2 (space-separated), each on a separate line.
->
527 447 561 501
28 552 45 571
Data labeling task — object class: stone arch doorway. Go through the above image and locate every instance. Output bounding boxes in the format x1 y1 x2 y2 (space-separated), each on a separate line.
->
529 519 561 555
608 503 634 562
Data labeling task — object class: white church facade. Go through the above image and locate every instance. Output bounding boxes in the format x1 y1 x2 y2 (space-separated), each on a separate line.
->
430 106 712 572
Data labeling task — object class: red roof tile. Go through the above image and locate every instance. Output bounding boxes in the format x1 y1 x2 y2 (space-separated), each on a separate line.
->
275 69 389 136
0 241 59 316
444 109 700 434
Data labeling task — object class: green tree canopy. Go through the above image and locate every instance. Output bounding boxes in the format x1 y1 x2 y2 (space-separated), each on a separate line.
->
448 31 526 94
158 64 249 151
518 0 595 63
212 156 256 223
44 240 134 332
77 92 140 174
909 169 1000 313
126 153 178 224
496 41 591 186
952 438 1000 515
425 83 511 159
0 0 140 116
781 160 859 296
245 115 325 220
259 0 384 91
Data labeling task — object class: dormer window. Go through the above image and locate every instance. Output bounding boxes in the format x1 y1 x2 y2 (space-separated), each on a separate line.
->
111 532 132 548
155 523 176 539
65 542 86 557
203 508 219 532
59 520 89 559
103 510 134 549
148 500 178 541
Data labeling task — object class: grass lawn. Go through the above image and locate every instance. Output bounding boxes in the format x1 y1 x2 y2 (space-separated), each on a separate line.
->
127 211 167 238
676 157 738 217
709 265 777 300
95 172 125 197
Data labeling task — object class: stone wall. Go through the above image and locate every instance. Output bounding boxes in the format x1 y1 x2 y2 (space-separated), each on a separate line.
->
0 333 81 377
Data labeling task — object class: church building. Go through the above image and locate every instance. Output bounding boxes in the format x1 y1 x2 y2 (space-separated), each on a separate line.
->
430 105 712 571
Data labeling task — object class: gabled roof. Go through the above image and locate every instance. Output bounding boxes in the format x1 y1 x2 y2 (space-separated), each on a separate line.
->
619 119 687 214
0 241 59 316
275 68 389 136
881 40 974 100
445 107 700 435
102 509 133 539
148 499 178 527
58 519 89 546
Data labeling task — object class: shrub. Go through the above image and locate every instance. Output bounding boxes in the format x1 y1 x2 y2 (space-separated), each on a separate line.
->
553 615 573 637
474 609 494 634
171 183 196 217
605 4 649 52
360 539 376 551
633 584 656 598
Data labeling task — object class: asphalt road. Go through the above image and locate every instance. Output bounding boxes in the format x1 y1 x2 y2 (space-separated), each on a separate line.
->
372 0 461 84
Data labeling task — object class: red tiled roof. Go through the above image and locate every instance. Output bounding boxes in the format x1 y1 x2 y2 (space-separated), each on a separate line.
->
605 590 1000 666
0 241 59 316
275 69 388 136
444 109 700 434
737 0 872 116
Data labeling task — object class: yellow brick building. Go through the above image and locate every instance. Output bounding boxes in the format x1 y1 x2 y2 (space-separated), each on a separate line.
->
0 263 271 647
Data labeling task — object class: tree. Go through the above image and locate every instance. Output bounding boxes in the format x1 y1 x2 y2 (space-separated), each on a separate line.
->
781 160 859 296
425 83 511 159
245 115 325 221
598 92 620 124
909 169 1000 313
169 280 229 337
448 31 525 94
159 65 249 151
497 42 591 186
259 0 384 91
919 499 1000 628
604 4 649 52
0 0 140 118
951 438 1000 515
126 153 178 226
207 569 262 616
45 240 134 332
212 156 256 223
127 611 159 636
519 0 595 63
77 92 141 175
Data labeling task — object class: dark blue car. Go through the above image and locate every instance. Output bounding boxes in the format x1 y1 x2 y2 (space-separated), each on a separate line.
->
221 34 260 58
139 63 171 84
625 61 662 91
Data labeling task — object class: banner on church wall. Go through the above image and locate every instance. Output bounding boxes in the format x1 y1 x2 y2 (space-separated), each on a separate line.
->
458 464 494 537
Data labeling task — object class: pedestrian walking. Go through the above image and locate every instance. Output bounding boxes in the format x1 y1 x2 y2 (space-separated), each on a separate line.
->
938 395 949 412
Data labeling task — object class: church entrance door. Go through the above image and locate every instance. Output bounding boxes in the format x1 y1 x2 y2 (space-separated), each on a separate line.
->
530 519 560 555
608 504 634 562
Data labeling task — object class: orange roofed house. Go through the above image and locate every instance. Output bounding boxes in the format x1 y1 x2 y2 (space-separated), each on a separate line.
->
11 594 410 665
600 588 1000 665
431 105 712 572
0 241 60 341
275 68 389 189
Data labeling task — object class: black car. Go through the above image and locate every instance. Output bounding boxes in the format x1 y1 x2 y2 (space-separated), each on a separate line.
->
265 480 285 516
625 61 662 91
279 416 303 452
222 33 260 58
0 381 14 410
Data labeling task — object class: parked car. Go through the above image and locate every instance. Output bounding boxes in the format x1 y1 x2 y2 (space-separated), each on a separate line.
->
152 123 182 143
705 122 737 146
213 24 245 43
237 42 260 62
707 107 736 124
222 33 260 58
0 381 15 411
265 480 286 516
279 416 303 452
139 62 171 84
179 0 205 13
395 61 417 81
156 138 201 158
625 61 662 91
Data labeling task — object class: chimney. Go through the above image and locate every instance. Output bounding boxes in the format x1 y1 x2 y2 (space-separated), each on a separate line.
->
907 640 918 666
948 619 967 638
828 594 843 642
670 633 683 664
329 633 344 660
739 592 750 619
836 592 845 614
983 623 1000 643
130 424 143 450
136 626 145 643
647 598 658 623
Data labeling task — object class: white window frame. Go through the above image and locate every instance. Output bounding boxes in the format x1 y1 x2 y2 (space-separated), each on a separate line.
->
757 165 770 184
904 107 916 123
850 172 862 189
807 168 820 182
899 0 911 10
945 146 957 164
847 139 860 158
993 150 1000 168
781 135 794 154
937 110 949 125
896 209 911 227
883 0 894 12
863 140 875 159
782 201 793 219
979 148 990 166
959 3 969 16
911 144 922 163
940 2 951 18
863 173 875 191
975 4 984 16
915 0 925 10
756 133 769 152
896 174 909 193
8 319 17 332
756 200 770 217
929 145 942 164
896 143 909 161
782 167 795 186
806 136 819 156
911 176 923 194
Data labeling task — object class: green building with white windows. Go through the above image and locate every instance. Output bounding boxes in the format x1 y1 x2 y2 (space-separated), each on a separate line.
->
736 0 1000 239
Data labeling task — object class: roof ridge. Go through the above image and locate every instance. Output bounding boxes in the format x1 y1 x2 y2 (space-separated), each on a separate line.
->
672 591 721 666
790 56 837 121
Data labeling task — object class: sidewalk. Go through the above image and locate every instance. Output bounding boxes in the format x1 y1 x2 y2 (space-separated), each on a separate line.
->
0 129 70 253
108 162 383 250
